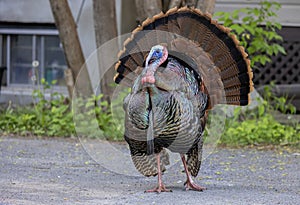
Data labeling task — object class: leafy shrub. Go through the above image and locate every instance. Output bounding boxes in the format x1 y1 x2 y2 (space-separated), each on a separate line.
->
0 79 75 137
221 113 299 147
261 82 297 114
219 95 299 147
0 78 125 140
1 80 299 146
214 1 286 68
214 1 299 147
73 93 124 140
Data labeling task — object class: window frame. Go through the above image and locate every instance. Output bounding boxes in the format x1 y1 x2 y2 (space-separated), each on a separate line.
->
0 27 67 88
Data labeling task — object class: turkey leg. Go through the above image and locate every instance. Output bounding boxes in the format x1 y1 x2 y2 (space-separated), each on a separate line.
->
181 154 206 191
145 153 172 193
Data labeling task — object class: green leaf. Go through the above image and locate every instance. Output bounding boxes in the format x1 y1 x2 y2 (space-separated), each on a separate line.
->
41 78 46 85
276 45 286 55
232 10 240 20
242 24 255 35
263 1 272 8
224 19 233 27
252 8 261 16
258 105 265 117
230 24 245 35
242 16 252 23
214 11 226 17
51 80 57 85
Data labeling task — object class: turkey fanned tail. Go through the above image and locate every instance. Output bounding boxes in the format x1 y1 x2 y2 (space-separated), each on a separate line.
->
116 6 253 191
115 6 253 108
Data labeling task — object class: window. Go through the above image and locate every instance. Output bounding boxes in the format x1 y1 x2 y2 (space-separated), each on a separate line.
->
10 35 33 84
0 26 67 87
44 36 66 86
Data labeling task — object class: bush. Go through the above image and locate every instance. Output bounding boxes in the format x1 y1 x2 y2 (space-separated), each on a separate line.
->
214 0 286 68
0 79 125 140
0 80 75 137
213 1 299 148
73 93 124 140
218 94 300 147
1 81 299 147
220 112 299 147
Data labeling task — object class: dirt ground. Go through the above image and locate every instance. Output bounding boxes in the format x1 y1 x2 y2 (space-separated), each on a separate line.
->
0 136 299 205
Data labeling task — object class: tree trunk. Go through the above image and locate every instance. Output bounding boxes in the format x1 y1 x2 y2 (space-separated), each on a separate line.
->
167 0 215 14
196 0 216 14
49 0 92 98
93 0 118 103
168 0 181 9
135 0 162 24
185 0 197 7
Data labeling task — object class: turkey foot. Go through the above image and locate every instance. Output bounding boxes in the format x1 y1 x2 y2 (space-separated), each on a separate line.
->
145 183 172 193
181 154 206 192
184 179 206 191
145 153 172 193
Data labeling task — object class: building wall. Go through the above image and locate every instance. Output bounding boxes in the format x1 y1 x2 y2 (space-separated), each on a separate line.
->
215 0 300 27
1 0 299 57
0 0 299 104
0 0 96 60
0 0 54 23
0 0 98 104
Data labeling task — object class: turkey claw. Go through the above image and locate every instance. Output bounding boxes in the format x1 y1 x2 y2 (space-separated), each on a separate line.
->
145 185 172 193
184 181 206 191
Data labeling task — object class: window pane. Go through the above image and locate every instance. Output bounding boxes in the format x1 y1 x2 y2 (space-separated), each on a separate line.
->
10 35 33 84
44 36 67 86
1 35 7 86
9 34 67 86
0 35 3 66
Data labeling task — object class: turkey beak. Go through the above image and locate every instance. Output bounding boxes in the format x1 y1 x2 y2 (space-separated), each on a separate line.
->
145 49 155 68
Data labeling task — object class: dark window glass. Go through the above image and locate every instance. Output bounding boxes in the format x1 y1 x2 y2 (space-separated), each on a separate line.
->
10 35 33 84
7 34 67 86
44 36 67 86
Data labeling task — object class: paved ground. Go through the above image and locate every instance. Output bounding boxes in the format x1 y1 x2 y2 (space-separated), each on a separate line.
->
0 136 299 205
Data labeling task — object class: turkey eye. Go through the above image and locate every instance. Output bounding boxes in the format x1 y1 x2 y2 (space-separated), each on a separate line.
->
156 50 160 53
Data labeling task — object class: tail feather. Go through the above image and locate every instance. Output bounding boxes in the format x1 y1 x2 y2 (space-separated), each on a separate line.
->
115 6 253 107
131 149 170 177
187 134 205 177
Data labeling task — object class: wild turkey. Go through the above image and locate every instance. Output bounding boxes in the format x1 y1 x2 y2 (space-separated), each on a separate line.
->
114 7 253 192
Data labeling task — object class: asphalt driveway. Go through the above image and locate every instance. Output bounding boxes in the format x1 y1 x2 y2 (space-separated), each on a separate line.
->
0 136 299 205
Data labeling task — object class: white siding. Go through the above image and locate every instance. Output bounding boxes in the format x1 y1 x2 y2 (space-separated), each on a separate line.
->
0 0 98 91
0 0 96 60
0 0 80 23
215 0 300 26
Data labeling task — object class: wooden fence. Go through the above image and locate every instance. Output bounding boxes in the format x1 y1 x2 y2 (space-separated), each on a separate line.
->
254 27 300 86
